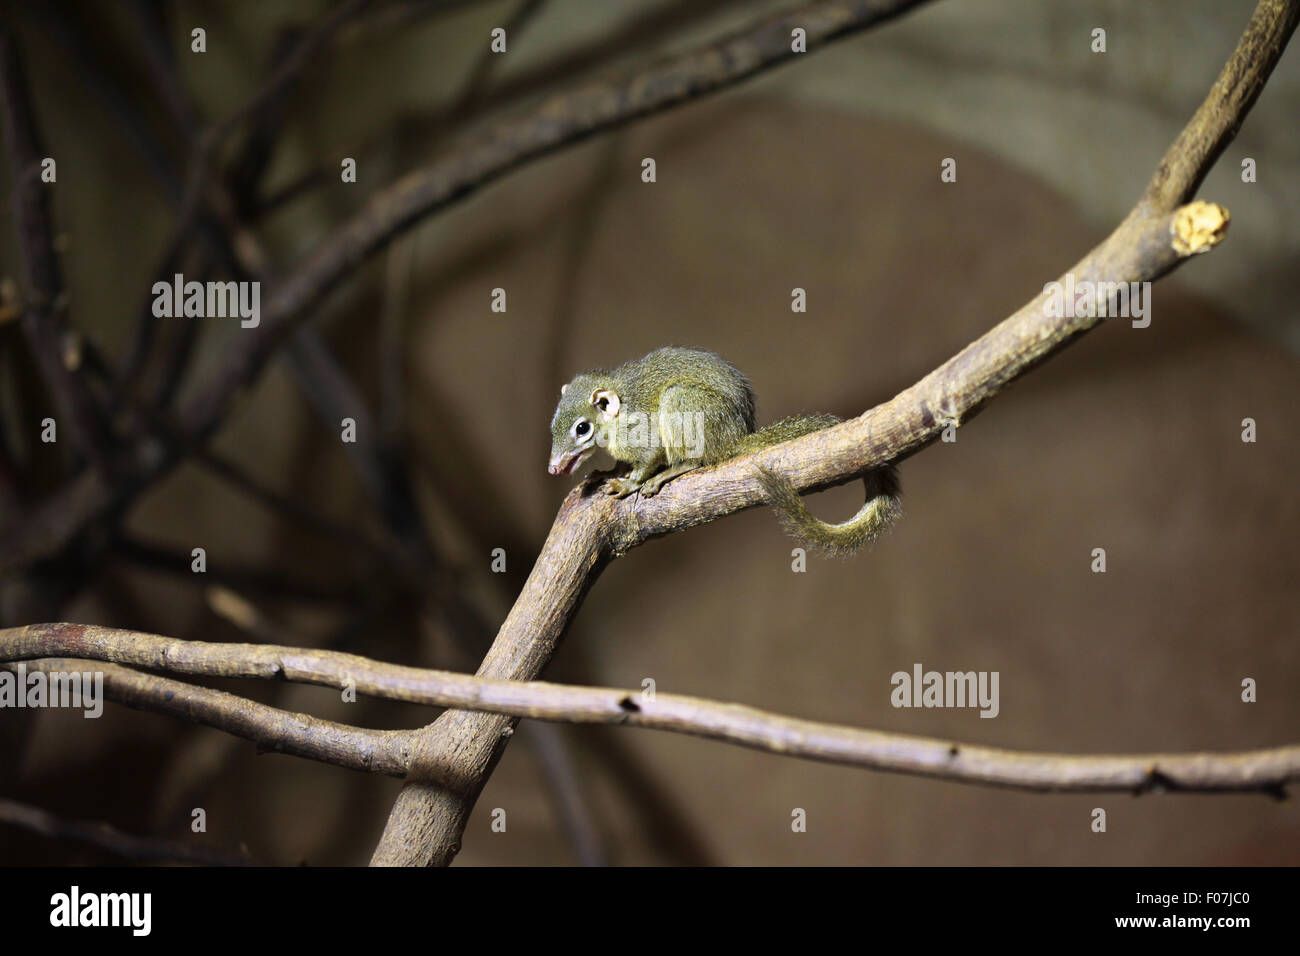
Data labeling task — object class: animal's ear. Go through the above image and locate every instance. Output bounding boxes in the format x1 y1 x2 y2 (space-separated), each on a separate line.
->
590 388 621 419
560 383 568 396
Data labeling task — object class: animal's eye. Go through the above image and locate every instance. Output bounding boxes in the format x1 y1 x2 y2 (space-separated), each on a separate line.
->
574 420 591 438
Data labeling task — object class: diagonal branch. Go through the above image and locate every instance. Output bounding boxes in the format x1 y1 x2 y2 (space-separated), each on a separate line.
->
1143 0 1300 212
202 0 371 150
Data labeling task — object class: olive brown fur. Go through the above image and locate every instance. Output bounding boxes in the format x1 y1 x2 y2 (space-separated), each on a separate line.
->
548 346 900 556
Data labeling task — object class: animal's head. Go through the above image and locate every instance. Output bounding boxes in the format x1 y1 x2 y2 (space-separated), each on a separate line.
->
548 373 622 476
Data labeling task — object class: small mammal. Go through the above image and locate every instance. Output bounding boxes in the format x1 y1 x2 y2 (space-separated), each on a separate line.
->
548 346 899 555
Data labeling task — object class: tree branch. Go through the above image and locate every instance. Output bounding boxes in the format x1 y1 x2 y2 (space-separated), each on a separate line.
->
3 624 1295 796
3 656 415 776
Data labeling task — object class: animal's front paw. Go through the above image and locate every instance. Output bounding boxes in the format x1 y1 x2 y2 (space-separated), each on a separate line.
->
603 477 640 498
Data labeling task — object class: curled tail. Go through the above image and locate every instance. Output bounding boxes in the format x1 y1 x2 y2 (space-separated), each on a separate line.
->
743 415 901 558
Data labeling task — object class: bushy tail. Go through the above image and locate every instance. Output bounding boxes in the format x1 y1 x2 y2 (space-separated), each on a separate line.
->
744 415 901 558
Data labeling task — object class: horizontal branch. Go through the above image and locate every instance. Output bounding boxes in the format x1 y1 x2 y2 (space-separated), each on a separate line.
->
4 655 415 776
4 625 1295 794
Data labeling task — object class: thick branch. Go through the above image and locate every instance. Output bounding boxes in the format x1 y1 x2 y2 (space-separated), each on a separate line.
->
2 624 1295 795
